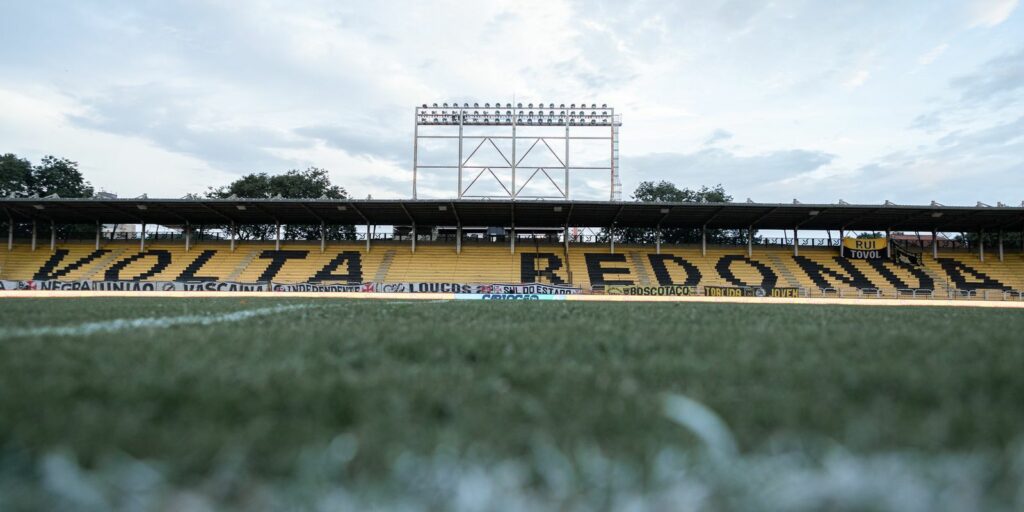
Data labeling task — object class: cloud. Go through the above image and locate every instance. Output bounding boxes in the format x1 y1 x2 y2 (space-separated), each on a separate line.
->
703 129 734 146
917 43 949 65
949 48 1024 105
67 84 304 173
294 124 407 164
779 116 1024 204
624 147 835 197
967 0 1018 27
843 70 871 89
1 0 1022 206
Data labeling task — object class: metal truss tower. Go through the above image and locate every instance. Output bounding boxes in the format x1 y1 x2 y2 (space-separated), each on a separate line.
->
412 102 622 201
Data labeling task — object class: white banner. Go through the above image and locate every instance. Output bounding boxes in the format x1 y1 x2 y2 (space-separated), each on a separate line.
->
272 283 362 292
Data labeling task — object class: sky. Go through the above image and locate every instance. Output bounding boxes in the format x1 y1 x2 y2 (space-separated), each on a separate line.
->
1 0 1022 206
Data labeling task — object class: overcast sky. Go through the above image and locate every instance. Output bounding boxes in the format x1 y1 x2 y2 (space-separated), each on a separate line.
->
1 0 1022 206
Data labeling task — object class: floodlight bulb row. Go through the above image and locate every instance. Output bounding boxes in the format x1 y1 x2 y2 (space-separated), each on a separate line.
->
417 102 616 125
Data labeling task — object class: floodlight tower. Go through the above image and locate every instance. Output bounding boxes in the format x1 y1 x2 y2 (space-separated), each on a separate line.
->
412 102 622 201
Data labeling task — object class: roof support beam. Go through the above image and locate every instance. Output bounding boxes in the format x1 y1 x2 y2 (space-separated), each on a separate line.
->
348 201 370 225
749 207 780 228
249 203 279 225
796 208 827 229
886 209 933 230
6 204 46 222
399 203 416 253
299 203 325 224
6 208 13 251
700 205 728 228
102 201 145 224
199 202 238 225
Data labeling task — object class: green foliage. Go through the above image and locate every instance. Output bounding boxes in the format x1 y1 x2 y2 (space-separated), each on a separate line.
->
206 167 356 240
0 154 94 238
0 154 93 199
29 156 94 199
610 181 745 244
857 232 884 239
0 153 33 197
632 180 731 203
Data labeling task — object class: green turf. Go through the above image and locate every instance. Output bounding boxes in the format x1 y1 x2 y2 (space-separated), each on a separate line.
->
1 298 1023 509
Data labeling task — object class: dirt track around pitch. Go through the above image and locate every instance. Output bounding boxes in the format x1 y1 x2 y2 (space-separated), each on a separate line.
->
2 290 1024 308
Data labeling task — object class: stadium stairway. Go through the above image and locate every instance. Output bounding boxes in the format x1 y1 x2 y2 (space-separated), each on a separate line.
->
1 241 1022 296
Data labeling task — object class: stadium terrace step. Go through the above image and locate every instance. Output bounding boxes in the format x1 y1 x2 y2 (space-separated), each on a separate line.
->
1 242 1022 295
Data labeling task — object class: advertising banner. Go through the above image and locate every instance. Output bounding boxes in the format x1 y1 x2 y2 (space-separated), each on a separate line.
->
704 286 802 298
842 238 889 259
2 280 581 295
606 285 698 296
364 282 581 294
271 283 362 292
454 293 568 301
2 280 270 292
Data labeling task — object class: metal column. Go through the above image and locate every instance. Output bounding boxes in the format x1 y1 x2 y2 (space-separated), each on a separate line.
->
185 222 191 252
793 227 799 256
609 226 615 254
320 222 325 254
275 222 281 251
457 112 463 198
510 225 515 254
411 224 416 253
6 216 12 251
31 220 36 251
701 225 706 257
998 230 1004 262
839 229 845 257
564 124 570 198
230 222 236 252
979 230 984 262
656 225 662 255
95 220 101 250
747 227 753 257
609 123 614 201
511 116 516 199
456 225 462 254
50 220 56 252
140 223 145 251
365 224 371 253
412 111 419 199
932 230 938 259
563 225 569 256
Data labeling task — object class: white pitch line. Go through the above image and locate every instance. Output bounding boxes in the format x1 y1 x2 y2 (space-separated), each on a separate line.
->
0 304 314 339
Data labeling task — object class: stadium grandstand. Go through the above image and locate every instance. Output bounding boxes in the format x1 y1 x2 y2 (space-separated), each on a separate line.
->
1 197 1022 299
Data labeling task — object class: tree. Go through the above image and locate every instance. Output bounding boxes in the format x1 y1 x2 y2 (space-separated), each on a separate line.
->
0 154 94 239
29 156 94 198
0 153 33 197
0 154 93 199
609 181 744 244
206 167 356 241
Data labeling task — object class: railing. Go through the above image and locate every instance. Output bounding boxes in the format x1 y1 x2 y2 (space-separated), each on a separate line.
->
896 288 935 299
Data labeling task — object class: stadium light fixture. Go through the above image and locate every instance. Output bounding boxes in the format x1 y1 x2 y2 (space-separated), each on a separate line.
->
236 205 246 211
931 212 943 218
438 205 447 211
136 205 147 210
337 206 347 211
809 210 820 216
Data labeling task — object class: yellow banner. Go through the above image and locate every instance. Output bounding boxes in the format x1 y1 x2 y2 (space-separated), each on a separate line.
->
842 238 887 251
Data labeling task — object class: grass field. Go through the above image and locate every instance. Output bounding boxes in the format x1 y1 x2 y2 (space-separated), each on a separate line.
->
2 298 1024 510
